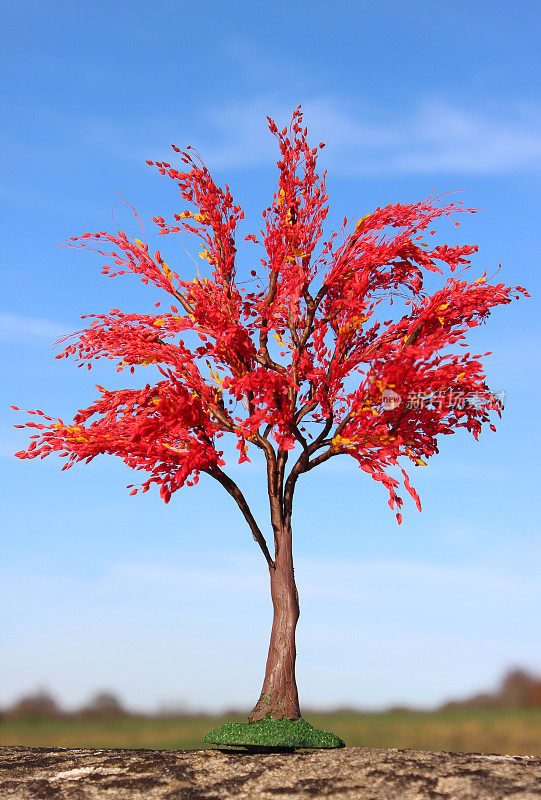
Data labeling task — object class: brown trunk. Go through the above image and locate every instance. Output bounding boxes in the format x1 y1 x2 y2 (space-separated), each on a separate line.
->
248 524 301 721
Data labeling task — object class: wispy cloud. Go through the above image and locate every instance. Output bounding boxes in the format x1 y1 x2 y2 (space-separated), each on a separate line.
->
201 95 401 171
46 553 539 636
93 550 539 606
198 95 541 175
0 312 73 342
4 95 539 183
0 185 108 218
5 547 532 622
431 462 507 481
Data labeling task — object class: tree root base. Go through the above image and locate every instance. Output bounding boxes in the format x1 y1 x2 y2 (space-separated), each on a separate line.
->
203 717 345 751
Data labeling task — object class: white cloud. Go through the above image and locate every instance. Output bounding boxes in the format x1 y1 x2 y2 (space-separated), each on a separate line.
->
0 312 73 342
0 185 107 218
197 94 541 175
4 95 538 187
392 98 541 174
201 95 400 171
93 550 538 607
419 458 507 481
97 554 266 596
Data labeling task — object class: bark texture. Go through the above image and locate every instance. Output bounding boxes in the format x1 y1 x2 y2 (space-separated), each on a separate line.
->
1 745 540 799
249 524 301 722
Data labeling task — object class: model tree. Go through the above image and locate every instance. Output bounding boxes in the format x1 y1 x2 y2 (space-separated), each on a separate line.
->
12 106 529 751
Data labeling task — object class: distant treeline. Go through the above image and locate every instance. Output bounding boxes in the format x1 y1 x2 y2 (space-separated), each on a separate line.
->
440 668 541 711
1 669 540 720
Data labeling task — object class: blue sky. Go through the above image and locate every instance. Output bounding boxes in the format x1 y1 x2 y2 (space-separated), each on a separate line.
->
1 0 540 715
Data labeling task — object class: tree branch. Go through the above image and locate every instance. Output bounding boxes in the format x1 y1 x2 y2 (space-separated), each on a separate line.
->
255 269 288 375
288 305 301 349
281 418 335 529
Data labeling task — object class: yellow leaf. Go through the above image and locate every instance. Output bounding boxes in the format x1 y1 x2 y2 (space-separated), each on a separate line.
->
153 319 165 327
152 398 161 405
135 238 144 248
415 458 427 466
355 214 370 232
457 372 465 380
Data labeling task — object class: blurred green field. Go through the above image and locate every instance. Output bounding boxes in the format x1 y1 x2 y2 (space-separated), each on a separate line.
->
1 709 540 756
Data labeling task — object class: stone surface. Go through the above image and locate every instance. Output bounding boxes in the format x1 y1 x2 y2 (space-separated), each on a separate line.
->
0 745 540 799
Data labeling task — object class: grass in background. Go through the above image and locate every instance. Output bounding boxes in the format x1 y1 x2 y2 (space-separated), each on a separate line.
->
1 709 540 756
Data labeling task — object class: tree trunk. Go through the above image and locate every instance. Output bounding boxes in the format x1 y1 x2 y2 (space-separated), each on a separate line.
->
248 524 301 721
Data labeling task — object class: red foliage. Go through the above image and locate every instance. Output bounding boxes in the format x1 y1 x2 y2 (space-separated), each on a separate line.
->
12 106 529 521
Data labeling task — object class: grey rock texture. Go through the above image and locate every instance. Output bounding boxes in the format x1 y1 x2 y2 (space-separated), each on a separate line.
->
1 745 540 799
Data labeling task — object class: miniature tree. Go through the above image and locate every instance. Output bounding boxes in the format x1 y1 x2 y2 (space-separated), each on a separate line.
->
12 106 529 750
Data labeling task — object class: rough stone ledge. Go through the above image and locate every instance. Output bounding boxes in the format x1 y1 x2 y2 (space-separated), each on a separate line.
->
1 745 540 800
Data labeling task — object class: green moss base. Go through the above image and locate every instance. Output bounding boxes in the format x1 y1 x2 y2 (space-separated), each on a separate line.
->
203 717 345 751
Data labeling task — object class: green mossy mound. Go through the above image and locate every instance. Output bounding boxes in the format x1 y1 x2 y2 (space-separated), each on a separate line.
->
203 717 345 751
